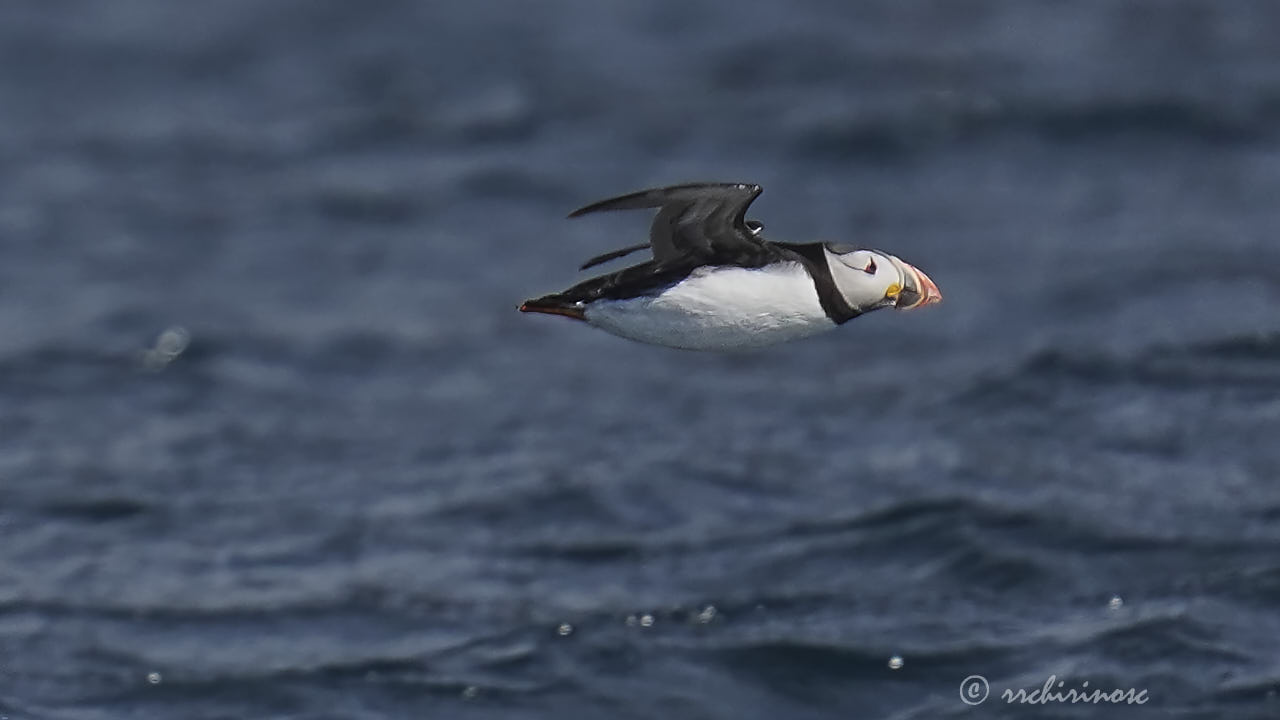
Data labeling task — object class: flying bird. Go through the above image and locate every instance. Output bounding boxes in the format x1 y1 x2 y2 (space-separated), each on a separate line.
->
520 182 941 350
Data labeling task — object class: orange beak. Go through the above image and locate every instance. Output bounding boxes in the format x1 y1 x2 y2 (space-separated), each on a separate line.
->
896 263 943 310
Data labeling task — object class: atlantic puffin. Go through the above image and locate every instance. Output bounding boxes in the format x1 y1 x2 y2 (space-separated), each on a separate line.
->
520 183 941 350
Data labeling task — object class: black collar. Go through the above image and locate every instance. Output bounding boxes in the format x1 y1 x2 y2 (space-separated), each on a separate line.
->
774 242 861 324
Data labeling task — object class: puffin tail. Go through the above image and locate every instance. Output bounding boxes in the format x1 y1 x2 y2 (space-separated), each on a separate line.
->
518 294 587 322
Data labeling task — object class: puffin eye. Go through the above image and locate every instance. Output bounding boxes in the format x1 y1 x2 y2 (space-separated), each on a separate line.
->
863 258 877 275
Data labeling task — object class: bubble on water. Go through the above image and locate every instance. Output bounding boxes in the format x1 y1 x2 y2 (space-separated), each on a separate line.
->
156 326 189 354
639 614 654 628
461 685 478 699
1108 595 1124 611
624 614 638 627
556 622 573 636
139 326 190 371
696 605 717 624
888 655 904 670
147 672 162 685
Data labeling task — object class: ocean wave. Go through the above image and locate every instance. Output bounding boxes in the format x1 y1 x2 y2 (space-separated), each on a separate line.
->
788 94 1280 160
959 332 1280 405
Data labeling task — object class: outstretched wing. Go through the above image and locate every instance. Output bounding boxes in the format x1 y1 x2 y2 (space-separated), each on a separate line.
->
568 183 768 265
578 242 650 271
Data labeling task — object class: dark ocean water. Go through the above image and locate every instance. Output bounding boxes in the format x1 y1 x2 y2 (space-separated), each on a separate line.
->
2 1 1280 718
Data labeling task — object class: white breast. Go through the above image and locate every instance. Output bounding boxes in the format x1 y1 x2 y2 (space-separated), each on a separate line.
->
582 263 835 350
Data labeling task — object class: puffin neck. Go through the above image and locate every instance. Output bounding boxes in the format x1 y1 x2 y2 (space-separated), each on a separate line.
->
775 242 861 324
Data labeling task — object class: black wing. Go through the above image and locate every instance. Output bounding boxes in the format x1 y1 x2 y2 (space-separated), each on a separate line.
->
568 183 769 265
578 242 650 270
577 220 767 270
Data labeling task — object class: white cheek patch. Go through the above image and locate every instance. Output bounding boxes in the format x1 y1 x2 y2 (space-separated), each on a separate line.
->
826 251 893 313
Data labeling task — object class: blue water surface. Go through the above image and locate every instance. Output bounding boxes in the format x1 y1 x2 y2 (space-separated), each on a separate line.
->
1 2 1279 718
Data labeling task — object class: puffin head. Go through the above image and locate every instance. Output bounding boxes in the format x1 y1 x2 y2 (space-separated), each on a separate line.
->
822 244 943 315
